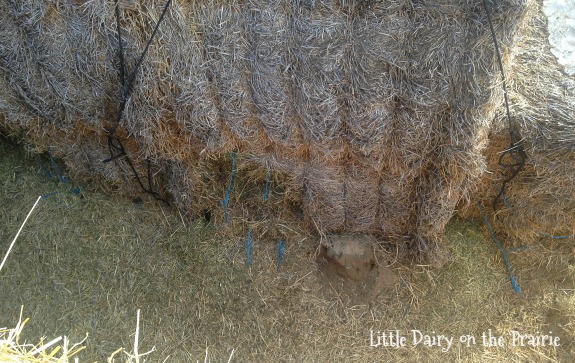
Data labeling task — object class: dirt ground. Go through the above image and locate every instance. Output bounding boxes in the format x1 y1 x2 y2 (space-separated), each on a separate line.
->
0 137 573 362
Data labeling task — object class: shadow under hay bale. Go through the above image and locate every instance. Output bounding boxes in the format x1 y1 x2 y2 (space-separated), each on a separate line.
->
1 0 572 263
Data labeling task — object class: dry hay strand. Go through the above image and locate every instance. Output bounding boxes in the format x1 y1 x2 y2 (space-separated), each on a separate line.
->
0 308 182 363
0 308 86 363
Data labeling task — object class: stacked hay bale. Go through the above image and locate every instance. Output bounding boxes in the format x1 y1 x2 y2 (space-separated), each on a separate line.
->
1 0 552 261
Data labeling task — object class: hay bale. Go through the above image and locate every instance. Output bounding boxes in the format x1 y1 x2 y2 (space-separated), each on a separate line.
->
466 0 575 242
1 0 547 261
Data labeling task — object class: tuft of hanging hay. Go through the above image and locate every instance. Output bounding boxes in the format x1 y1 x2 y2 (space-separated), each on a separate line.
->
1 0 572 262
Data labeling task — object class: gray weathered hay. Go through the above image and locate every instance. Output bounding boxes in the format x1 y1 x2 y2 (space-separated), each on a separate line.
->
4 0 568 262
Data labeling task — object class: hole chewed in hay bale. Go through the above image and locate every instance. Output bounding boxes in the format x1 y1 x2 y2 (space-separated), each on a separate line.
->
316 234 399 300
317 234 377 282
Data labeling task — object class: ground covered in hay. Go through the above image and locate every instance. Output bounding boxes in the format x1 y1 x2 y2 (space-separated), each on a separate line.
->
0 138 573 362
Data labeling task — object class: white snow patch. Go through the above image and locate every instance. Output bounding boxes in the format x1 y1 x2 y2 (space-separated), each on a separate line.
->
543 0 575 75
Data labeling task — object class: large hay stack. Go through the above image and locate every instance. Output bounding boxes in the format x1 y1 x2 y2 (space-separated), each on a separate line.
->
2 0 571 261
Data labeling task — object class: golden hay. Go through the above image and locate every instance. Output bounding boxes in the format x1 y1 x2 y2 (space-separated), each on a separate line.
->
1 308 86 363
0 307 188 363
